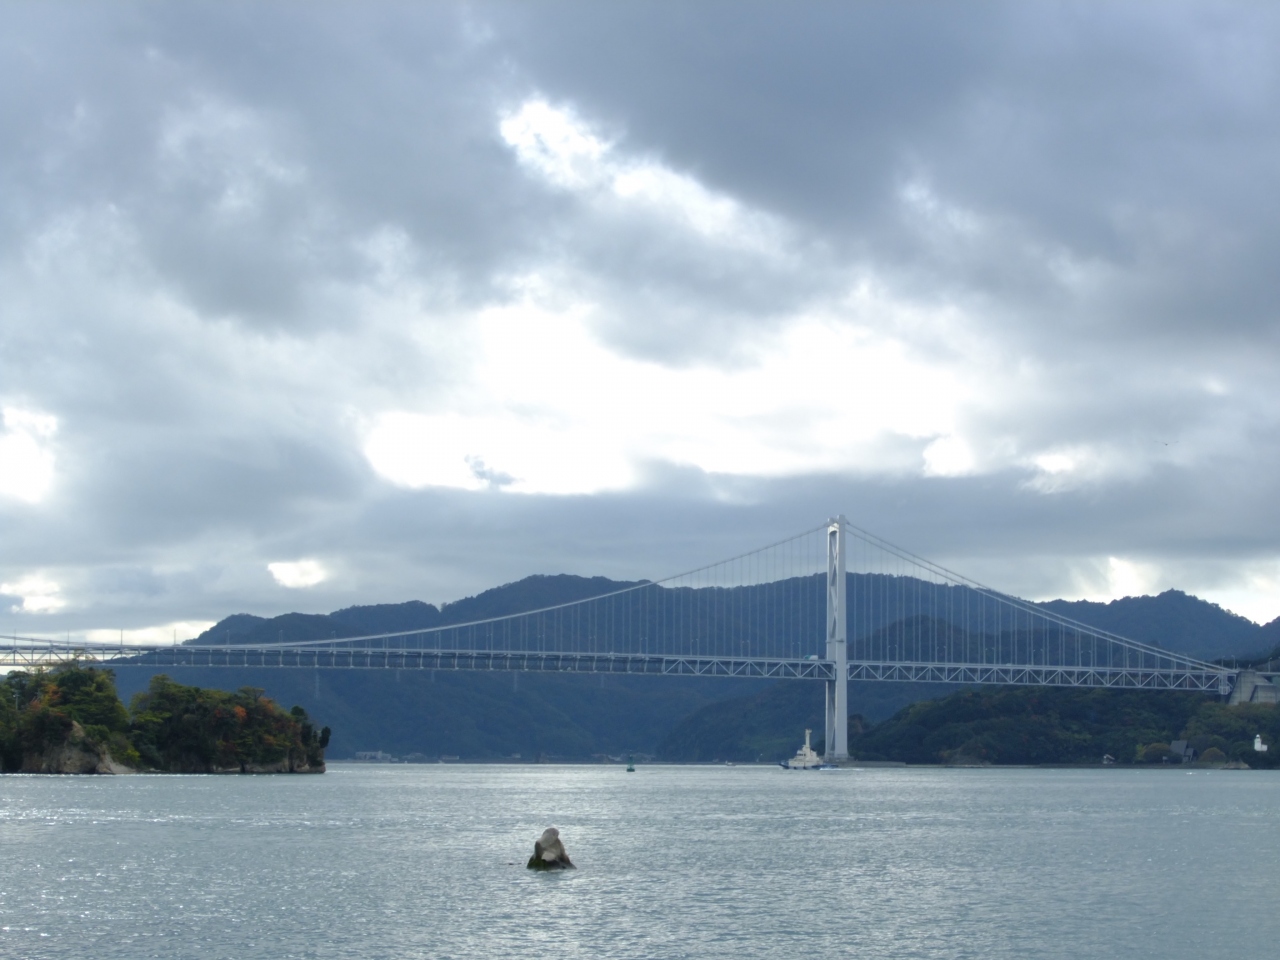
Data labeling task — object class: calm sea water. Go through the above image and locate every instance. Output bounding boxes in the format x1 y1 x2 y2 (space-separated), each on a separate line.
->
1 764 1277 959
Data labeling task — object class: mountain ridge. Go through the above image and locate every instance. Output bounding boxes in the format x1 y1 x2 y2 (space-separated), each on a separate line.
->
193 576 1276 663
1039 589 1269 661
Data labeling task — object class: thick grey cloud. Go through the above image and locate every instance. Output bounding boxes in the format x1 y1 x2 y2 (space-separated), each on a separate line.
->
1 1 1279 638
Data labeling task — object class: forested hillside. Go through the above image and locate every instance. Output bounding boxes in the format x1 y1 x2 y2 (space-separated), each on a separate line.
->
1040 590 1269 661
852 686 1280 766
660 682 1280 766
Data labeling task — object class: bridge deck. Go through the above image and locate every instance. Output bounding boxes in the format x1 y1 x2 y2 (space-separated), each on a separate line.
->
1 644 837 680
0 642 1235 692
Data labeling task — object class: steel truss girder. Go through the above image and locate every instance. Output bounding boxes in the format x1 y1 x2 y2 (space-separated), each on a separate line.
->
847 660 1232 694
0 647 76 668
1 644 1234 693
0 645 836 680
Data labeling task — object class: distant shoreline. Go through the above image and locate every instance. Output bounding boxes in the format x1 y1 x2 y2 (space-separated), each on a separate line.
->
327 759 1263 770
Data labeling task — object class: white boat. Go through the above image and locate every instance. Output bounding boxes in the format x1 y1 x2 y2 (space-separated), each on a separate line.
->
780 729 834 770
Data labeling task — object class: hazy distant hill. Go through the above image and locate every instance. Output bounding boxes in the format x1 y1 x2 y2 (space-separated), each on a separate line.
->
191 575 640 646
1039 590 1266 662
149 574 747 759
192 576 1273 663
1248 616 1280 662
143 574 1278 760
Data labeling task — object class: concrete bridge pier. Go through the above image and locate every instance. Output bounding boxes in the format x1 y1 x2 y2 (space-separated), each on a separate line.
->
1229 670 1280 705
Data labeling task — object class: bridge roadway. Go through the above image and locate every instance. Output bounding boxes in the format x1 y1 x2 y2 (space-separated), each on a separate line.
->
0 638 1236 693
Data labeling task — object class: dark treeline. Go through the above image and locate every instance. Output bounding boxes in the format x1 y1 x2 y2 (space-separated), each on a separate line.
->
1 665 328 774
659 682 1280 767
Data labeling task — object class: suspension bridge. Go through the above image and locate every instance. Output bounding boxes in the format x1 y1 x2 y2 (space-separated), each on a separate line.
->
1 517 1246 760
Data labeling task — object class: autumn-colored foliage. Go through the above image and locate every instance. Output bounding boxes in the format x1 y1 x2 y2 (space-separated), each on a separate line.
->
0 665 329 773
0 664 139 770
128 674 328 772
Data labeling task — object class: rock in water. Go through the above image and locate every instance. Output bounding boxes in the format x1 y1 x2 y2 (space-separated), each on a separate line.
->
526 827 575 870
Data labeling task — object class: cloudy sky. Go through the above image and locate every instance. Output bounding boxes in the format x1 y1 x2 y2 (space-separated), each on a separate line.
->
2 1 1279 643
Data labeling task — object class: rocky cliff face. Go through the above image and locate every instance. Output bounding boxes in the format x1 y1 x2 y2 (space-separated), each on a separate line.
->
21 721 135 774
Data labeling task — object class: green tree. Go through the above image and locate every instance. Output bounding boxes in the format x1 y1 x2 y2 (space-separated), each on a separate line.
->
50 665 130 732
129 675 328 772
1140 742 1172 763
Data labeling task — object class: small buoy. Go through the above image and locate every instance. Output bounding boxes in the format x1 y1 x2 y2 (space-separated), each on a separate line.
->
626 754 635 772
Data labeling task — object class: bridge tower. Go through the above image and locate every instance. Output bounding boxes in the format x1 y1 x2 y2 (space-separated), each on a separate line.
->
825 515 849 760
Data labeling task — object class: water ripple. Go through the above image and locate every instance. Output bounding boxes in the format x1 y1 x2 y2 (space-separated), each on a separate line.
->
0 765 1276 958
